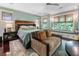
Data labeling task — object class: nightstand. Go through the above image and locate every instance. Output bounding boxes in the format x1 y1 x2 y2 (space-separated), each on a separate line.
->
3 31 17 42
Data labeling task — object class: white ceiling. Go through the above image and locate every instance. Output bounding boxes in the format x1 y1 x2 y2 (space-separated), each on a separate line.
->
0 3 79 16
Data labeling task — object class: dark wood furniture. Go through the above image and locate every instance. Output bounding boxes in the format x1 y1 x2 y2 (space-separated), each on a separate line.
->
3 31 17 42
15 20 35 31
3 31 17 55
0 37 4 56
0 37 2 43
65 40 79 56
0 37 7 56
3 41 9 54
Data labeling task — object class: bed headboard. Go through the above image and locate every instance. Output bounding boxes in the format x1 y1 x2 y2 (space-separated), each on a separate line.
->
15 20 36 31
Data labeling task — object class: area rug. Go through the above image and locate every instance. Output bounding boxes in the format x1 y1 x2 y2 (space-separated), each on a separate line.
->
25 40 68 56
26 48 38 56
6 39 68 56
52 40 68 56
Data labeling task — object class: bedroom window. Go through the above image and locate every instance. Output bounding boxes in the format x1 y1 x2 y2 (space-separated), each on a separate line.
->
51 14 74 32
65 14 73 31
59 15 65 31
42 18 49 29
2 12 12 21
51 17 58 30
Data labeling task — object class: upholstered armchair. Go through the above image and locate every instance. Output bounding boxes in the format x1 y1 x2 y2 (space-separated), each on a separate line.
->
31 29 62 56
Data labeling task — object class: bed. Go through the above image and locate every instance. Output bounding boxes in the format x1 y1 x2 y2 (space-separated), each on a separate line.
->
15 20 40 48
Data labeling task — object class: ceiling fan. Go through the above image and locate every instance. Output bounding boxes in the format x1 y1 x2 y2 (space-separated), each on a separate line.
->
46 3 60 6
46 3 63 9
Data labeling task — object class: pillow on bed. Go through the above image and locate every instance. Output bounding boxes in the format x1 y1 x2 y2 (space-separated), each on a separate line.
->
20 26 36 30
20 26 30 29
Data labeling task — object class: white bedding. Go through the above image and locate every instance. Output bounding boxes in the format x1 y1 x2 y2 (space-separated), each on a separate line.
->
20 26 36 30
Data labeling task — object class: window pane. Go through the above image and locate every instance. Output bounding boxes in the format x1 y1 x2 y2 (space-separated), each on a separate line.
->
60 23 65 30
54 23 57 30
65 22 73 31
59 16 65 22
51 14 74 32
54 17 58 22
51 23 54 29
66 15 73 21
2 12 12 21
42 19 49 29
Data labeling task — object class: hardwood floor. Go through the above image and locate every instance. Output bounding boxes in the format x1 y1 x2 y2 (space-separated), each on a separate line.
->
0 42 4 56
0 41 10 56
65 40 79 56
3 41 9 53
0 48 3 56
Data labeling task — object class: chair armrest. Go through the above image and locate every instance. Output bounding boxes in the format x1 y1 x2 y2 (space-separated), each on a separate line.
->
52 33 62 38
31 38 49 56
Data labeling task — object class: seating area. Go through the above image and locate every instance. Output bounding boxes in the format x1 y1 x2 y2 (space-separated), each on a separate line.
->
31 29 62 56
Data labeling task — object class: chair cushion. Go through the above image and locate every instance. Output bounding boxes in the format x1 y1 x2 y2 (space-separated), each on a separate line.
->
32 31 47 42
45 29 52 37
32 31 38 39
37 31 47 42
44 37 61 52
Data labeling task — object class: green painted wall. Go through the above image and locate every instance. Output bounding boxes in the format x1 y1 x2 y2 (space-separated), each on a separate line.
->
0 6 40 21
14 10 40 20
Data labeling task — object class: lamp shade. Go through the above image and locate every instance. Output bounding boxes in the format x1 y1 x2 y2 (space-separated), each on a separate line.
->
5 21 15 32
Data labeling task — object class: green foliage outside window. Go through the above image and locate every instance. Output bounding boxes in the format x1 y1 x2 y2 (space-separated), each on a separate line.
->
52 15 73 32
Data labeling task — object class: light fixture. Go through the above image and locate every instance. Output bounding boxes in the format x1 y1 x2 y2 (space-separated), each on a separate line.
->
5 21 14 32
46 3 59 6
59 6 63 9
